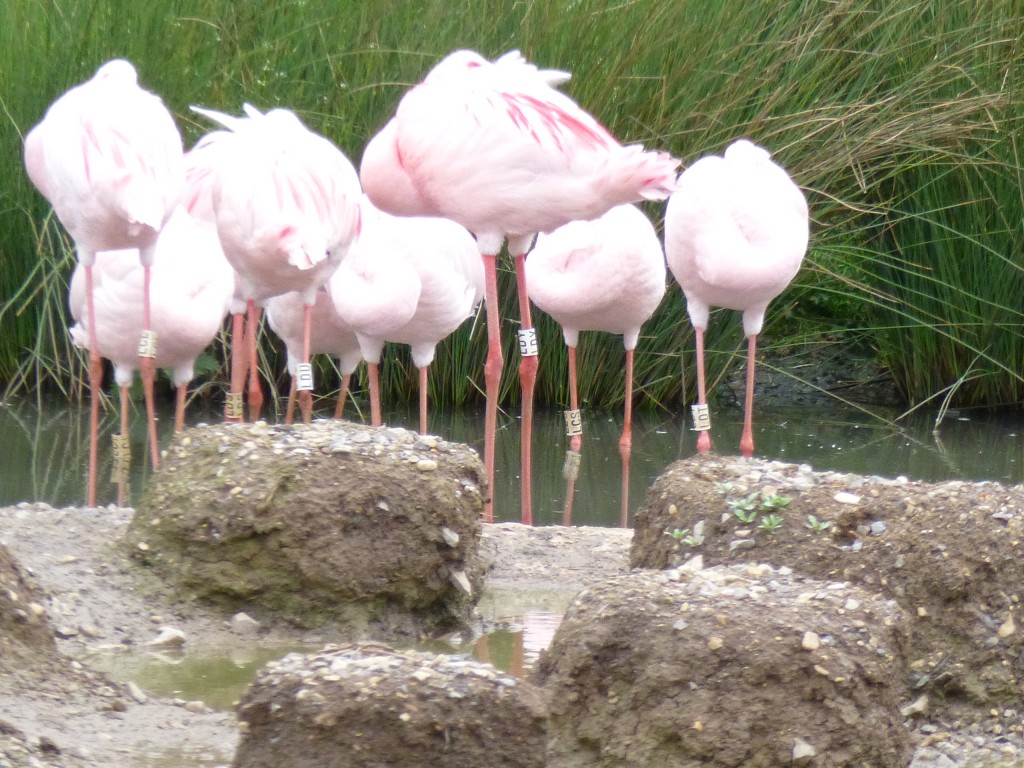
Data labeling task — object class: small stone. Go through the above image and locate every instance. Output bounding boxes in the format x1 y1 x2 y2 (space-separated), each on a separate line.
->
440 527 460 547
184 700 207 714
707 636 724 650
126 681 148 704
136 542 150 552
802 631 820 651
901 693 929 717
415 459 438 472
450 570 472 596
998 614 1016 638
147 626 186 647
917 606 928 618
793 738 817 762
834 491 861 505
729 539 756 552
231 612 261 636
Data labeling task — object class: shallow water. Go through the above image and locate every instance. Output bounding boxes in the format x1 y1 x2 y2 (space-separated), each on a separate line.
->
2 395 1023 526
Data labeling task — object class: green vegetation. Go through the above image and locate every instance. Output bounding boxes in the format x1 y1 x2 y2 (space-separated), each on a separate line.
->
2 0 1022 412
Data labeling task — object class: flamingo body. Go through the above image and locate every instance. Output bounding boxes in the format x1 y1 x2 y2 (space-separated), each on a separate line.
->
664 139 809 456
25 60 184 266
68 208 233 388
527 204 665 350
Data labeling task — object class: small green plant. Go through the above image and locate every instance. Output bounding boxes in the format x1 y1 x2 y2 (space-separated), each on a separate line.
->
727 492 760 523
713 481 736 495
760 492 792 509
666 528 702 547
759 513 785 534
805 514 832 533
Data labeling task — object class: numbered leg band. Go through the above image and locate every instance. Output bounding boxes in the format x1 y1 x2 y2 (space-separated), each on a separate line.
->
691 403 711 432
138 329 158 359
296 363 314 392
564 408 583 437
517 328 539 357
225 392 244 420
562 449 581 481
111 432 131 482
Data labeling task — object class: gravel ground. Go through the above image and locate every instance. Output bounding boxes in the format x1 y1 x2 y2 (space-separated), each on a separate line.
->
0 502 1020 767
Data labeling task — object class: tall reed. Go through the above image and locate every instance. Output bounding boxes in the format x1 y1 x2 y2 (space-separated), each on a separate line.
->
2 0 1021 410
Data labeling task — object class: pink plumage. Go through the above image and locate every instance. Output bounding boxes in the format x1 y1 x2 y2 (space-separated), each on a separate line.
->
188 104 362 424
329 197 484 434
665 138 809 457
360 49 678 523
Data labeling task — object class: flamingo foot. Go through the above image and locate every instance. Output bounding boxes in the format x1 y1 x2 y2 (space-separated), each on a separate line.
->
139 355 160 470
739 432 754 458
696 430 712 453
519 353 539 526
298 389 313 425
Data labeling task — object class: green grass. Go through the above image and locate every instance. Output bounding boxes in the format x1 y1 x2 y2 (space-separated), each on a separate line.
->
2 0 1023 412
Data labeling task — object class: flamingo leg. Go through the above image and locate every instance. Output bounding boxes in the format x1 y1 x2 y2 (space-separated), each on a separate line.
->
514 250 537 526
246 300 264 422
481 253 501 523
84 264 101 508
174 383 187 433
139 264 160 470
567 345 582 453
368 362 383 427
285 375 298 425
418 365 429 435
225 311 246 423
694 326 712 453
334 373 351 419
740 334 757 457
619 348 635 528
298 303 313 424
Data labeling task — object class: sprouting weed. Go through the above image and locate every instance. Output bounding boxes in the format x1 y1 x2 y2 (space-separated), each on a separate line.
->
666 528 702 547
805 514 832 533
714 481 736 495
760 492 792 509
759 513 784 533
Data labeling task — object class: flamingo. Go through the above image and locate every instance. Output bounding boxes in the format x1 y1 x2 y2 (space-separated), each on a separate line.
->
187 104 362 425
23 59 185 507
67 206 233 504
664 139 809 457
526 204 666 526
360 49 678 523
264 287 363 424
328 197 484 435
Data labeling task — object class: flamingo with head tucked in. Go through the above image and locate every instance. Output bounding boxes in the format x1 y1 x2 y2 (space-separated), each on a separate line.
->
187 104 362 426
360 49 678 523
526 203 666 525
68 206 233 504
664 139 809 457
329 197 484 435
24 59 185 507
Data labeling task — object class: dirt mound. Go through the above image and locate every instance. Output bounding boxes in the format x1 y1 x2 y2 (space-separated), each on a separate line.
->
631 454 1024 713
127 421 486 636
0 542 55 668
534 563 910 767
235 642 548 768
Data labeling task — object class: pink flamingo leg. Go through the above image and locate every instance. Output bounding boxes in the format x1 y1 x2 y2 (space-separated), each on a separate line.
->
174 384 187 433
418 366 429 435
84 265 101 508
619 348 635 528
567 345 582 453
514 251 537 526
740 334 757 457
226 311 246 423
246 300 264 422
298 303 314 424
139 265 160 470
368 362 383 427
334 374 351 419
694 326 712 453
481 253 502 523
285 376 298 426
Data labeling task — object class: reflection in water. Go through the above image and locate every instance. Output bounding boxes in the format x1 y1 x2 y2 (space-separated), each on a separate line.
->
2 396 1024 525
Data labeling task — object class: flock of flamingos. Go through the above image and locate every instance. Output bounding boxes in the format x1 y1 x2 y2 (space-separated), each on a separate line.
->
23 50 810 523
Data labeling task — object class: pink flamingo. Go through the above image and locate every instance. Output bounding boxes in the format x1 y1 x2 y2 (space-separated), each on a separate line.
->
24 59 185 507
265 287 363 424
187 104 361 425
329 197 484 435
526 204 665 526
360 49 678 523
664 139 809 457
68 207 233 504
